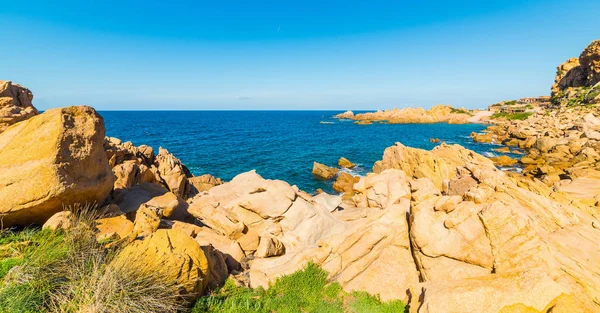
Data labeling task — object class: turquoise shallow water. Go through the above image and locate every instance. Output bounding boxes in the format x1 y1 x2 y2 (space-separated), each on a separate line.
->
101 111 494 193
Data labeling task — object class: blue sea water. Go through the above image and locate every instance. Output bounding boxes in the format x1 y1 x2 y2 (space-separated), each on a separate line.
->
102 111 494 193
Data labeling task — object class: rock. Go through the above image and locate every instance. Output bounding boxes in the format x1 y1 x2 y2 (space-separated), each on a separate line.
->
142 191 189 220
312 162 338 180
332 172 359 195
95 215 134 242
155 147 190 198
447 175 477 196
0 80 38 133
42 211 74 231
313 193 343 212
112 160 156 190
338 157 356 169
534 138 556 153
255 236 286 258
168 220 203 237
580 40 600 86
411 272 568 313
334 110 354 119
352 169 411 209
112 183 170 214
336 105 472 124
188 174 223 197
0 106 114 227
490 155 518 167
195 227 245 271
494 147 511 153
200 245 229 290
109 229 210 304
132 205 161 238
552 57 586 95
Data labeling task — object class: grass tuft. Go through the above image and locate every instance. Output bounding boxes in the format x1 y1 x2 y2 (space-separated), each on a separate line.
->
0 204 183 313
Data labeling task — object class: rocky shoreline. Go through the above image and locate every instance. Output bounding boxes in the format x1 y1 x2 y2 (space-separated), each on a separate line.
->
2 39 600 312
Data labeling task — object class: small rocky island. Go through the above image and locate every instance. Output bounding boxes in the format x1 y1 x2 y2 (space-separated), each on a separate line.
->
1 39 600 313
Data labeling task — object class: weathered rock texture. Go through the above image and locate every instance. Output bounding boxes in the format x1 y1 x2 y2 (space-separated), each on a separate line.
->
0 106 114 227
0 80 38 133
186 143 600 311
110 229 210 303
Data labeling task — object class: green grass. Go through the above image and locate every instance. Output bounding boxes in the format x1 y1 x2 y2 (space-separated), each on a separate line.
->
0 228 68 313
449 107 473 116
490 112 533 120
193 263 406 313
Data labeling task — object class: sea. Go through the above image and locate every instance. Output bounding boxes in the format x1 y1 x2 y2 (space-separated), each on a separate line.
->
102 111 505 193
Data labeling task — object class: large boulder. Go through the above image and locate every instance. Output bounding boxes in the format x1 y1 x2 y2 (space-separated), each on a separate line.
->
109 229 210 304
0 80 38 133
0 106 114 227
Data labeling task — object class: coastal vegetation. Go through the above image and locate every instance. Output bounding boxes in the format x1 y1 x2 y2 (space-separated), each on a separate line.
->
490 111 533 120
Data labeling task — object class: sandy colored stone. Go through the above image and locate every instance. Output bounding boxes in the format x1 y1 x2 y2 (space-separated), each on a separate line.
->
42 211 74 231
0 80 38 133
95 215 134 242
338 157 355 169
132 205 161 238
255 236 285 258
312 162 338 180
490 155 518 167
332 172 359 195
188 174 223 197
155 147 190 198
110 229 210 302
0 106 114 227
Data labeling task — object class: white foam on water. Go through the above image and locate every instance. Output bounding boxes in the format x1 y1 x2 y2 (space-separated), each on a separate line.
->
483 151 496 158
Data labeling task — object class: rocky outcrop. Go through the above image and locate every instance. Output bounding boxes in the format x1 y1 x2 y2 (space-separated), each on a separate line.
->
334 105 474 124
334 110 354 119
0 80 38 133
551 40 600 105
0 106 114 227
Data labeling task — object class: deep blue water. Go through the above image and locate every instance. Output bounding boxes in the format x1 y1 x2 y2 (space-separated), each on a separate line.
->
101 111 492 193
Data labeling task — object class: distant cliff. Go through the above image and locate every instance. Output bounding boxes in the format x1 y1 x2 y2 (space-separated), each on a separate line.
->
551 39 600 106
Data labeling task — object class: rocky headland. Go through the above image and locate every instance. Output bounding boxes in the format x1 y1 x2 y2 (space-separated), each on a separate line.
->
334 104 482 124
2 40 600 313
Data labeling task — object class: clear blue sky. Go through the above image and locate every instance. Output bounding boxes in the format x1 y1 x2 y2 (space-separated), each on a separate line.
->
1 1 599 110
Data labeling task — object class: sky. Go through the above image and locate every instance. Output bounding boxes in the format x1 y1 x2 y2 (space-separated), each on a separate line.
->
1 1 599 110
